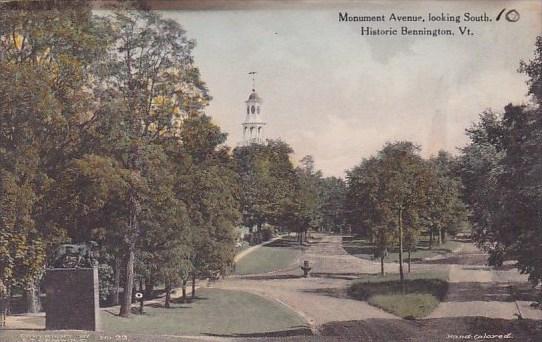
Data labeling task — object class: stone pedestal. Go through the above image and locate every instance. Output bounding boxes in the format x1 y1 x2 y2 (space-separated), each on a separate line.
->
44 267 100 331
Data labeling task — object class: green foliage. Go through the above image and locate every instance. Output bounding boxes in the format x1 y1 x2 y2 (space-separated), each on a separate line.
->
319 177 347 232
0 1 106 302
346 142 432 274
519 36 542 104
425 151 469 245
234 140 297 236
461 36 542 287
0 4 239 316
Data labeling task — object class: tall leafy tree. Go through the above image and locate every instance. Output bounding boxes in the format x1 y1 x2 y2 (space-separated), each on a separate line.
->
0 0 108 312
295 155 323 241
347 142 430 281
175 115 239 297
461 37 542 293
91 10 209 317
234 140 297 243
425 151 468 248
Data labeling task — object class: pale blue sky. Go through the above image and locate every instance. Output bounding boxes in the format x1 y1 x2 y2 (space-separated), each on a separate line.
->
162 1 541 177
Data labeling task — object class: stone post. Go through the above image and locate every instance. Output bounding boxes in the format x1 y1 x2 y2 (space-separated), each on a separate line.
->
44 267 100 331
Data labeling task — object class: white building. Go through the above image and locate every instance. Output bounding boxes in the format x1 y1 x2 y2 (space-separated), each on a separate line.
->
241 87 266 145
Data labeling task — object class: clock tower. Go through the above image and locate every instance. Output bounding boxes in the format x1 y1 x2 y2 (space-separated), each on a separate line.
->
241 72 266 145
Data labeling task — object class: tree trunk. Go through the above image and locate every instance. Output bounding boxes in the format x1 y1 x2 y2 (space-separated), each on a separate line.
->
119 188 139 317
132 285 138 304
191 272 196 299
441 229 447 243
5 286 11 315
429 228 434 249
380 255 385 275
437 226 442 245
24 280 40 313
181 279 187 303
119 246 135 317
112 257 121 305
408 249 411 273
144 275 154 299
398 208 405 291
164 279 171 308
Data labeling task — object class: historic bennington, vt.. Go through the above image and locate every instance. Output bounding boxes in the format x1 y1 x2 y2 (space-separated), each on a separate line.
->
0 0 541 341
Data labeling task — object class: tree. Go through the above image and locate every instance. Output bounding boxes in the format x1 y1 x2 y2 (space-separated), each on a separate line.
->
459 110 504 261
461 37 542 294
376 142 431 284
347 142 430 282
1 1 241 317
90 9 209 317
295 155 323 241
519 36 542 105
175 115 239 297
234 140 297 243
319 177 347 233
425 151 468 248
0 0 111 312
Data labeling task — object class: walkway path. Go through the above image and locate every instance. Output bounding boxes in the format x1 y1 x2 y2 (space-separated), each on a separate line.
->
216 233 542 334
215 234 400 331
426 244 542 320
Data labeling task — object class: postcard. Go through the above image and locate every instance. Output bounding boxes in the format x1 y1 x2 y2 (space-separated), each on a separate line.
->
0 1 541 341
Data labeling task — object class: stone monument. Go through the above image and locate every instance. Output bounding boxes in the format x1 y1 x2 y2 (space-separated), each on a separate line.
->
44 242 100 331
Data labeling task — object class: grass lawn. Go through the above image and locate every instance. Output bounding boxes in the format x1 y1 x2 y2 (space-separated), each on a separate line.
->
234 237 303 275
348 271 449 319
342 236 462 263
101 288 307 336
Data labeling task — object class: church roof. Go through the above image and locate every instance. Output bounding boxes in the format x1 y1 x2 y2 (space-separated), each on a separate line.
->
247 89 262 102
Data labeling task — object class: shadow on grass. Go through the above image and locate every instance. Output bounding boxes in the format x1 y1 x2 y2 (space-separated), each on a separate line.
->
239 274 302 281
264 238 305 249
348 278 449 301
310 272 365 280
445 282 540 302
300 287 347 299
341 236 456 262
341 236 374 256
204 325 313 338
320 317 542 341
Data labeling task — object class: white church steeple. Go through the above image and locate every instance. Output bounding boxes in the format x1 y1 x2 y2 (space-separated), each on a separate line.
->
241 72 266 145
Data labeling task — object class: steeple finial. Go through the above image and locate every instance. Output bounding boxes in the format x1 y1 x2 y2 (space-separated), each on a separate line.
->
248 71 257 91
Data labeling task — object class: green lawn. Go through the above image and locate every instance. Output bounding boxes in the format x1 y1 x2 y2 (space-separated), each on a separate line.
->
101 288 308 336
342 236 461 263
348 271 449 319
234 237 304 275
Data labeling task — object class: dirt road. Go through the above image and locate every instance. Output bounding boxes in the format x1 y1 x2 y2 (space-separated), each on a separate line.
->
217 233 542 338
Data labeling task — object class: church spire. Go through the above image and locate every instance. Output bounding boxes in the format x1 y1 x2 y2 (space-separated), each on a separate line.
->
241 72 266 145
249 71 257 91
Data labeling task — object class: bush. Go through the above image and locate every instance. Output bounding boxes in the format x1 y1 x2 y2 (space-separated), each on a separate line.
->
348 272 449 318
348 277 448 301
